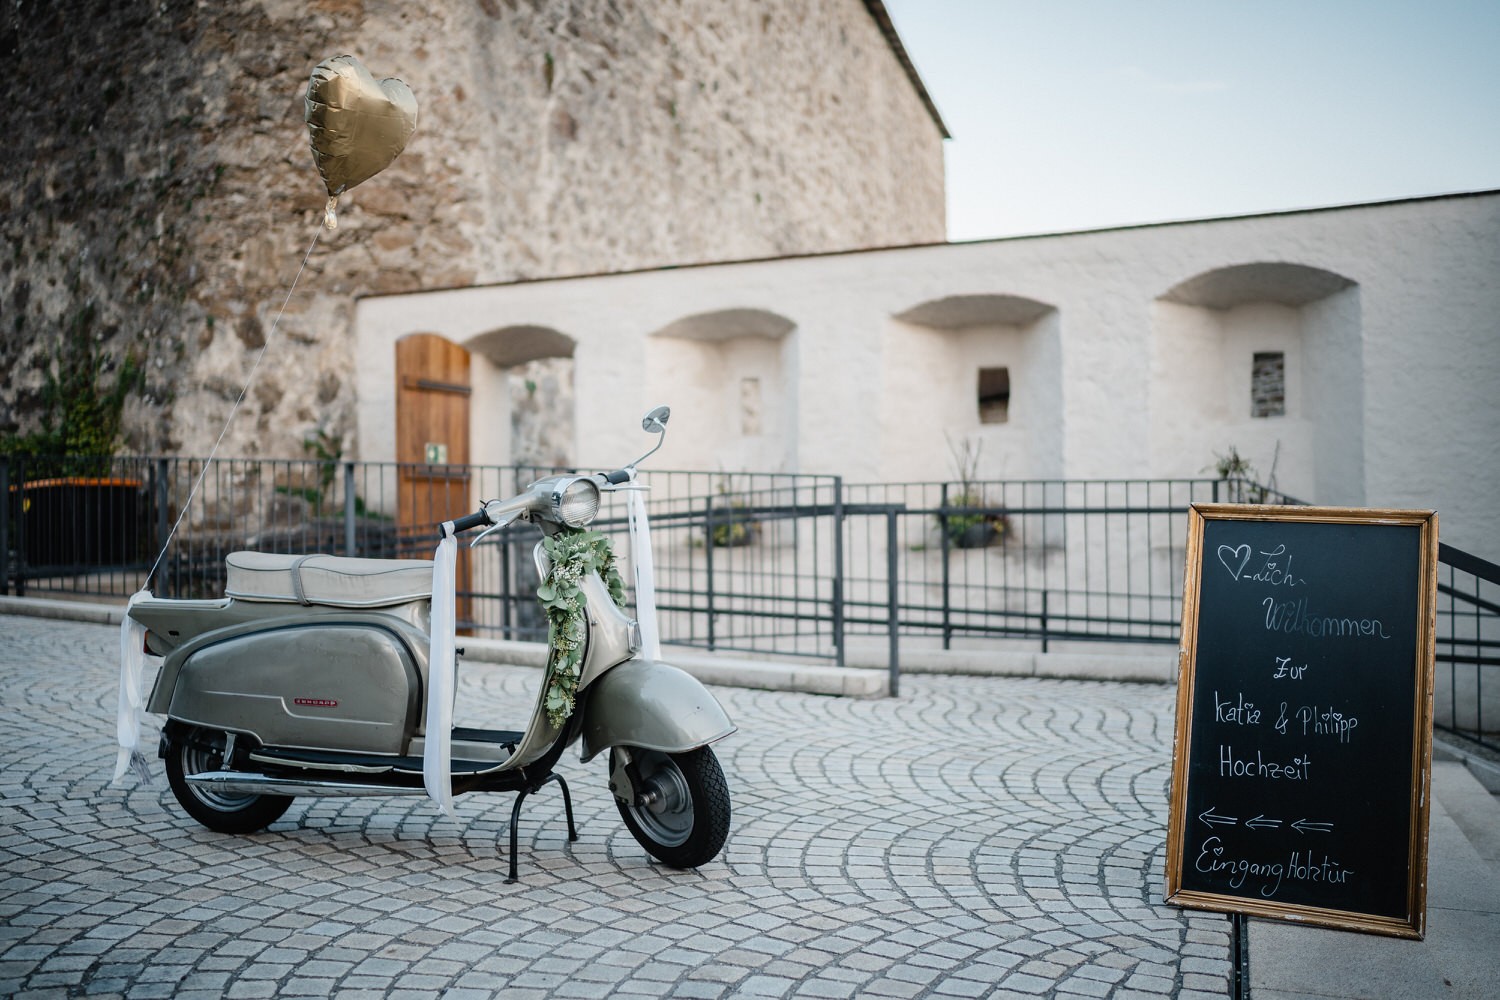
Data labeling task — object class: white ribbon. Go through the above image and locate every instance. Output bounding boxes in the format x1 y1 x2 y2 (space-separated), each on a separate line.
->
423 528 458 818
626 487 662 661
113 589 154 785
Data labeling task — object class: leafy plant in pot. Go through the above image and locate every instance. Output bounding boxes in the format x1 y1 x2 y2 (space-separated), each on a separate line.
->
708 478 759 548
1207 443 1279 505
2 313 145 472
2 322 149 568
945 491 1009 548
940 435 1008 549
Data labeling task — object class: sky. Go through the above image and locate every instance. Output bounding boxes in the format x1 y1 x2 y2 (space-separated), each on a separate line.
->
880 0 1500 241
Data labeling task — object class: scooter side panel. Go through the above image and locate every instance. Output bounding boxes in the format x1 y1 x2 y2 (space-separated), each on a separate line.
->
141 599 430 712
577 659 735 763
166 621 422 754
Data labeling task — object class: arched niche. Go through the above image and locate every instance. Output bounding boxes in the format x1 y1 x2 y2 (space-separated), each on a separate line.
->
465 324 577 368
645 308 797 472
888 293 1061 482
1161 263 1355 309
894 294 1054 330
653 308 795 343
463 325 579 468
1152 262 1362 503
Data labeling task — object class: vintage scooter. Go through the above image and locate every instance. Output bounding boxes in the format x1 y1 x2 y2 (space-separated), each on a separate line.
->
125 407 734 881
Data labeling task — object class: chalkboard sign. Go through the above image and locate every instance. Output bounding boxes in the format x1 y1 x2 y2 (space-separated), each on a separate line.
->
1165 504 1438 938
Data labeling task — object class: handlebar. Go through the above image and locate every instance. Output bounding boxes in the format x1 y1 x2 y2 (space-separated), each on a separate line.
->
435 402 667 539
444 509 490 537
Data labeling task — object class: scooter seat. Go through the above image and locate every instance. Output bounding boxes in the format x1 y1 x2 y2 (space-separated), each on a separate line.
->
225 551 435 608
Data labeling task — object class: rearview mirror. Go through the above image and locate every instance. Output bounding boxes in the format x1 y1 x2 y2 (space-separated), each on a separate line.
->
642 405 671 433
628 405 672 469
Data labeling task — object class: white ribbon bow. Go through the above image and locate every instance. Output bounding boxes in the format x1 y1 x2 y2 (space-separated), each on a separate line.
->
626 486 662 661
113 589 154 785
423 528 459 818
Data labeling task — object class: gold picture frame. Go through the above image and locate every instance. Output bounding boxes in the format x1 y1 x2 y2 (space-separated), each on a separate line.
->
1164 503 1438 939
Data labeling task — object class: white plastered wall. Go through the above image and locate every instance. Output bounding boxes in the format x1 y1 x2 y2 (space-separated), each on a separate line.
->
353 193 1500 561
882 309 1063 483
643 316 797 474
1151 301 1314 489
1301 288 1364 505
967 312 1065 482
468 354 513 470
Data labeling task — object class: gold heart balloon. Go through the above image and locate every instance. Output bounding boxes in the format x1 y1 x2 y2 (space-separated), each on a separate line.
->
304 54 418 227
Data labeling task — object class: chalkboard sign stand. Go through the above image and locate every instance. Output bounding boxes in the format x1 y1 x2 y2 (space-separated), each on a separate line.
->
1165 503 1439 939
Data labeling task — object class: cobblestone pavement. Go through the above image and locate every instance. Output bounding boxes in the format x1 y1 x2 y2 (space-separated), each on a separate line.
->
0 615 1231 999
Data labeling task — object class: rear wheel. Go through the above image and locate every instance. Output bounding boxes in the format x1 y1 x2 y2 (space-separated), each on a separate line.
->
164 725 293 834
612 746 730 869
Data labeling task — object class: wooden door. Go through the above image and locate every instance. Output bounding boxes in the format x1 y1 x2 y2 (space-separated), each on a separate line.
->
395 334 473 623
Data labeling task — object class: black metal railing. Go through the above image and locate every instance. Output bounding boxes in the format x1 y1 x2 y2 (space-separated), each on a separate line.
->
1 453 1493 743
842 478 1243 652
1434 543 1500 752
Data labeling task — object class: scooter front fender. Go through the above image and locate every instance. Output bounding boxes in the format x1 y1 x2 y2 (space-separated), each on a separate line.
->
577 659 735 763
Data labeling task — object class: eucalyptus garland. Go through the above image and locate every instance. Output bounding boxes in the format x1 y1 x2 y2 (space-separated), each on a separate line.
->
537 528 628 727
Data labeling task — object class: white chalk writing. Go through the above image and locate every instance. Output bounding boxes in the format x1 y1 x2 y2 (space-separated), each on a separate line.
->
1262 597 1391 639
1271 655 1309 680
1219 745 1311 781
1296 705 1358 743
1215 691 1261 726
1194 837 1355 898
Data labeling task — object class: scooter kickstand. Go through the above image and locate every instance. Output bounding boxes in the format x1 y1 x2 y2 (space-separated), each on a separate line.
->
506 791 528 884
552 773 579 843
504 773 580 884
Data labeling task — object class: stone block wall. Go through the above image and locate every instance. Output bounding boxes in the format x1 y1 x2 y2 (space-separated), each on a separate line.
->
1 0 945 461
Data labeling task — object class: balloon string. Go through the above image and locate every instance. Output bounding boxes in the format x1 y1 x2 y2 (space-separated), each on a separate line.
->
143 224 325 588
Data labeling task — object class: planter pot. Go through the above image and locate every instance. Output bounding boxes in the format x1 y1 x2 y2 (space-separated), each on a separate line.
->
953 522 999 549
9 477 145 568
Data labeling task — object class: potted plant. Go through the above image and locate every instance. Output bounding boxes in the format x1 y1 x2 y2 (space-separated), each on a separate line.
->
1 316 144 471
3 322 147 568
708 480 759 548
945 491 1008 548
939 435 1008 549
1208 444 1279 504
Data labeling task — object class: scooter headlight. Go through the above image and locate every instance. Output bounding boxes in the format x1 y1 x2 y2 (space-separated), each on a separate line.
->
553 477 600 527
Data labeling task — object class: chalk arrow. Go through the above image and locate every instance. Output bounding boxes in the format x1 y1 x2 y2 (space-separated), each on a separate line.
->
1199 807 1237 828
1292 819 1333 834
1244 815 1282 831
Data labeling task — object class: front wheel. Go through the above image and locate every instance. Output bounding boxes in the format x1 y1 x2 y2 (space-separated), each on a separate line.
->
612 746 730 869
164 725 293 834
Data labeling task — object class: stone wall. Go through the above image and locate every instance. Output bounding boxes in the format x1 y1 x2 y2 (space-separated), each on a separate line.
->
1 0 945 461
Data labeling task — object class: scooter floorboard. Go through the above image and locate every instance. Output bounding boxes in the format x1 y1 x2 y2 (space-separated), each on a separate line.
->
248 727 524 777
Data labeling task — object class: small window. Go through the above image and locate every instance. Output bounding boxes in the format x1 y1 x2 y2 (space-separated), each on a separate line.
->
978 367 1010 424
1251 352 1285 418
740 377 762 435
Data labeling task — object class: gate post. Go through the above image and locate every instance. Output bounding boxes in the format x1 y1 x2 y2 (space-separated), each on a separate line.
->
940 482 952 649
153 458 170 593
887 506 899 697
343 461 357 556
12 457 26 597
704 496 717 652
832 477 845 666
1041 590 1050 653
0 457 9 596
